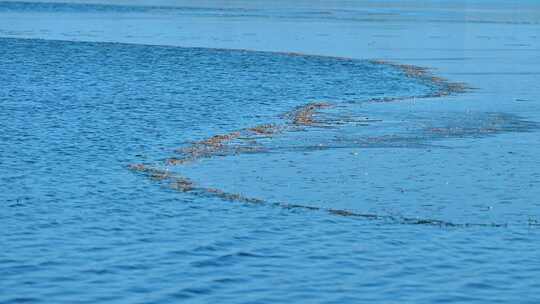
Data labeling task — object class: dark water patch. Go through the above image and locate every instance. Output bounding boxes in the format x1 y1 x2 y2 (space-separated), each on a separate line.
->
328 111 540 150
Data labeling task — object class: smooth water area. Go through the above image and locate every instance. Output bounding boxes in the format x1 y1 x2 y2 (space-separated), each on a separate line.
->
2 1 540 304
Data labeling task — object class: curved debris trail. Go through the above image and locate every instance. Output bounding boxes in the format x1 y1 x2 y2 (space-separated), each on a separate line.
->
128 59 516 228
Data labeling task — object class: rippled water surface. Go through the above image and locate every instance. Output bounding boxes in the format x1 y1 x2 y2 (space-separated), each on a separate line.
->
2 1 540 304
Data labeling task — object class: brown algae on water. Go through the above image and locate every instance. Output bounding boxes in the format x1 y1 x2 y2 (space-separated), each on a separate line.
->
247 124 281 135
290 102 332 126
370 60 470 97
128 163 508 228
128 60 512 228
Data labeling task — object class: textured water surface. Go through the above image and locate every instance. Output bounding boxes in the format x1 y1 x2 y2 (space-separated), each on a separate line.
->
2 1 540 304
2 35 540 304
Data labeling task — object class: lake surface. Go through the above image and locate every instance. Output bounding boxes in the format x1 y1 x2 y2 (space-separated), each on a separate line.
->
1 1 540 303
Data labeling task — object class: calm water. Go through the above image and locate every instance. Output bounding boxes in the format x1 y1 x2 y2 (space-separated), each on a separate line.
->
2 2 540 304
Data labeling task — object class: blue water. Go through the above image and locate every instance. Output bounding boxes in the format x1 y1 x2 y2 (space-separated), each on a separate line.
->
2 2 540 304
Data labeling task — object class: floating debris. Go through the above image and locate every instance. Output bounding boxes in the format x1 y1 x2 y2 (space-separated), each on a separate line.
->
129 163 509 228
166 158 193 165
290 102 332 126
128 164 171 180
198 132 242 147
129 60 521 228
370 60 471 97
247 124 281 135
